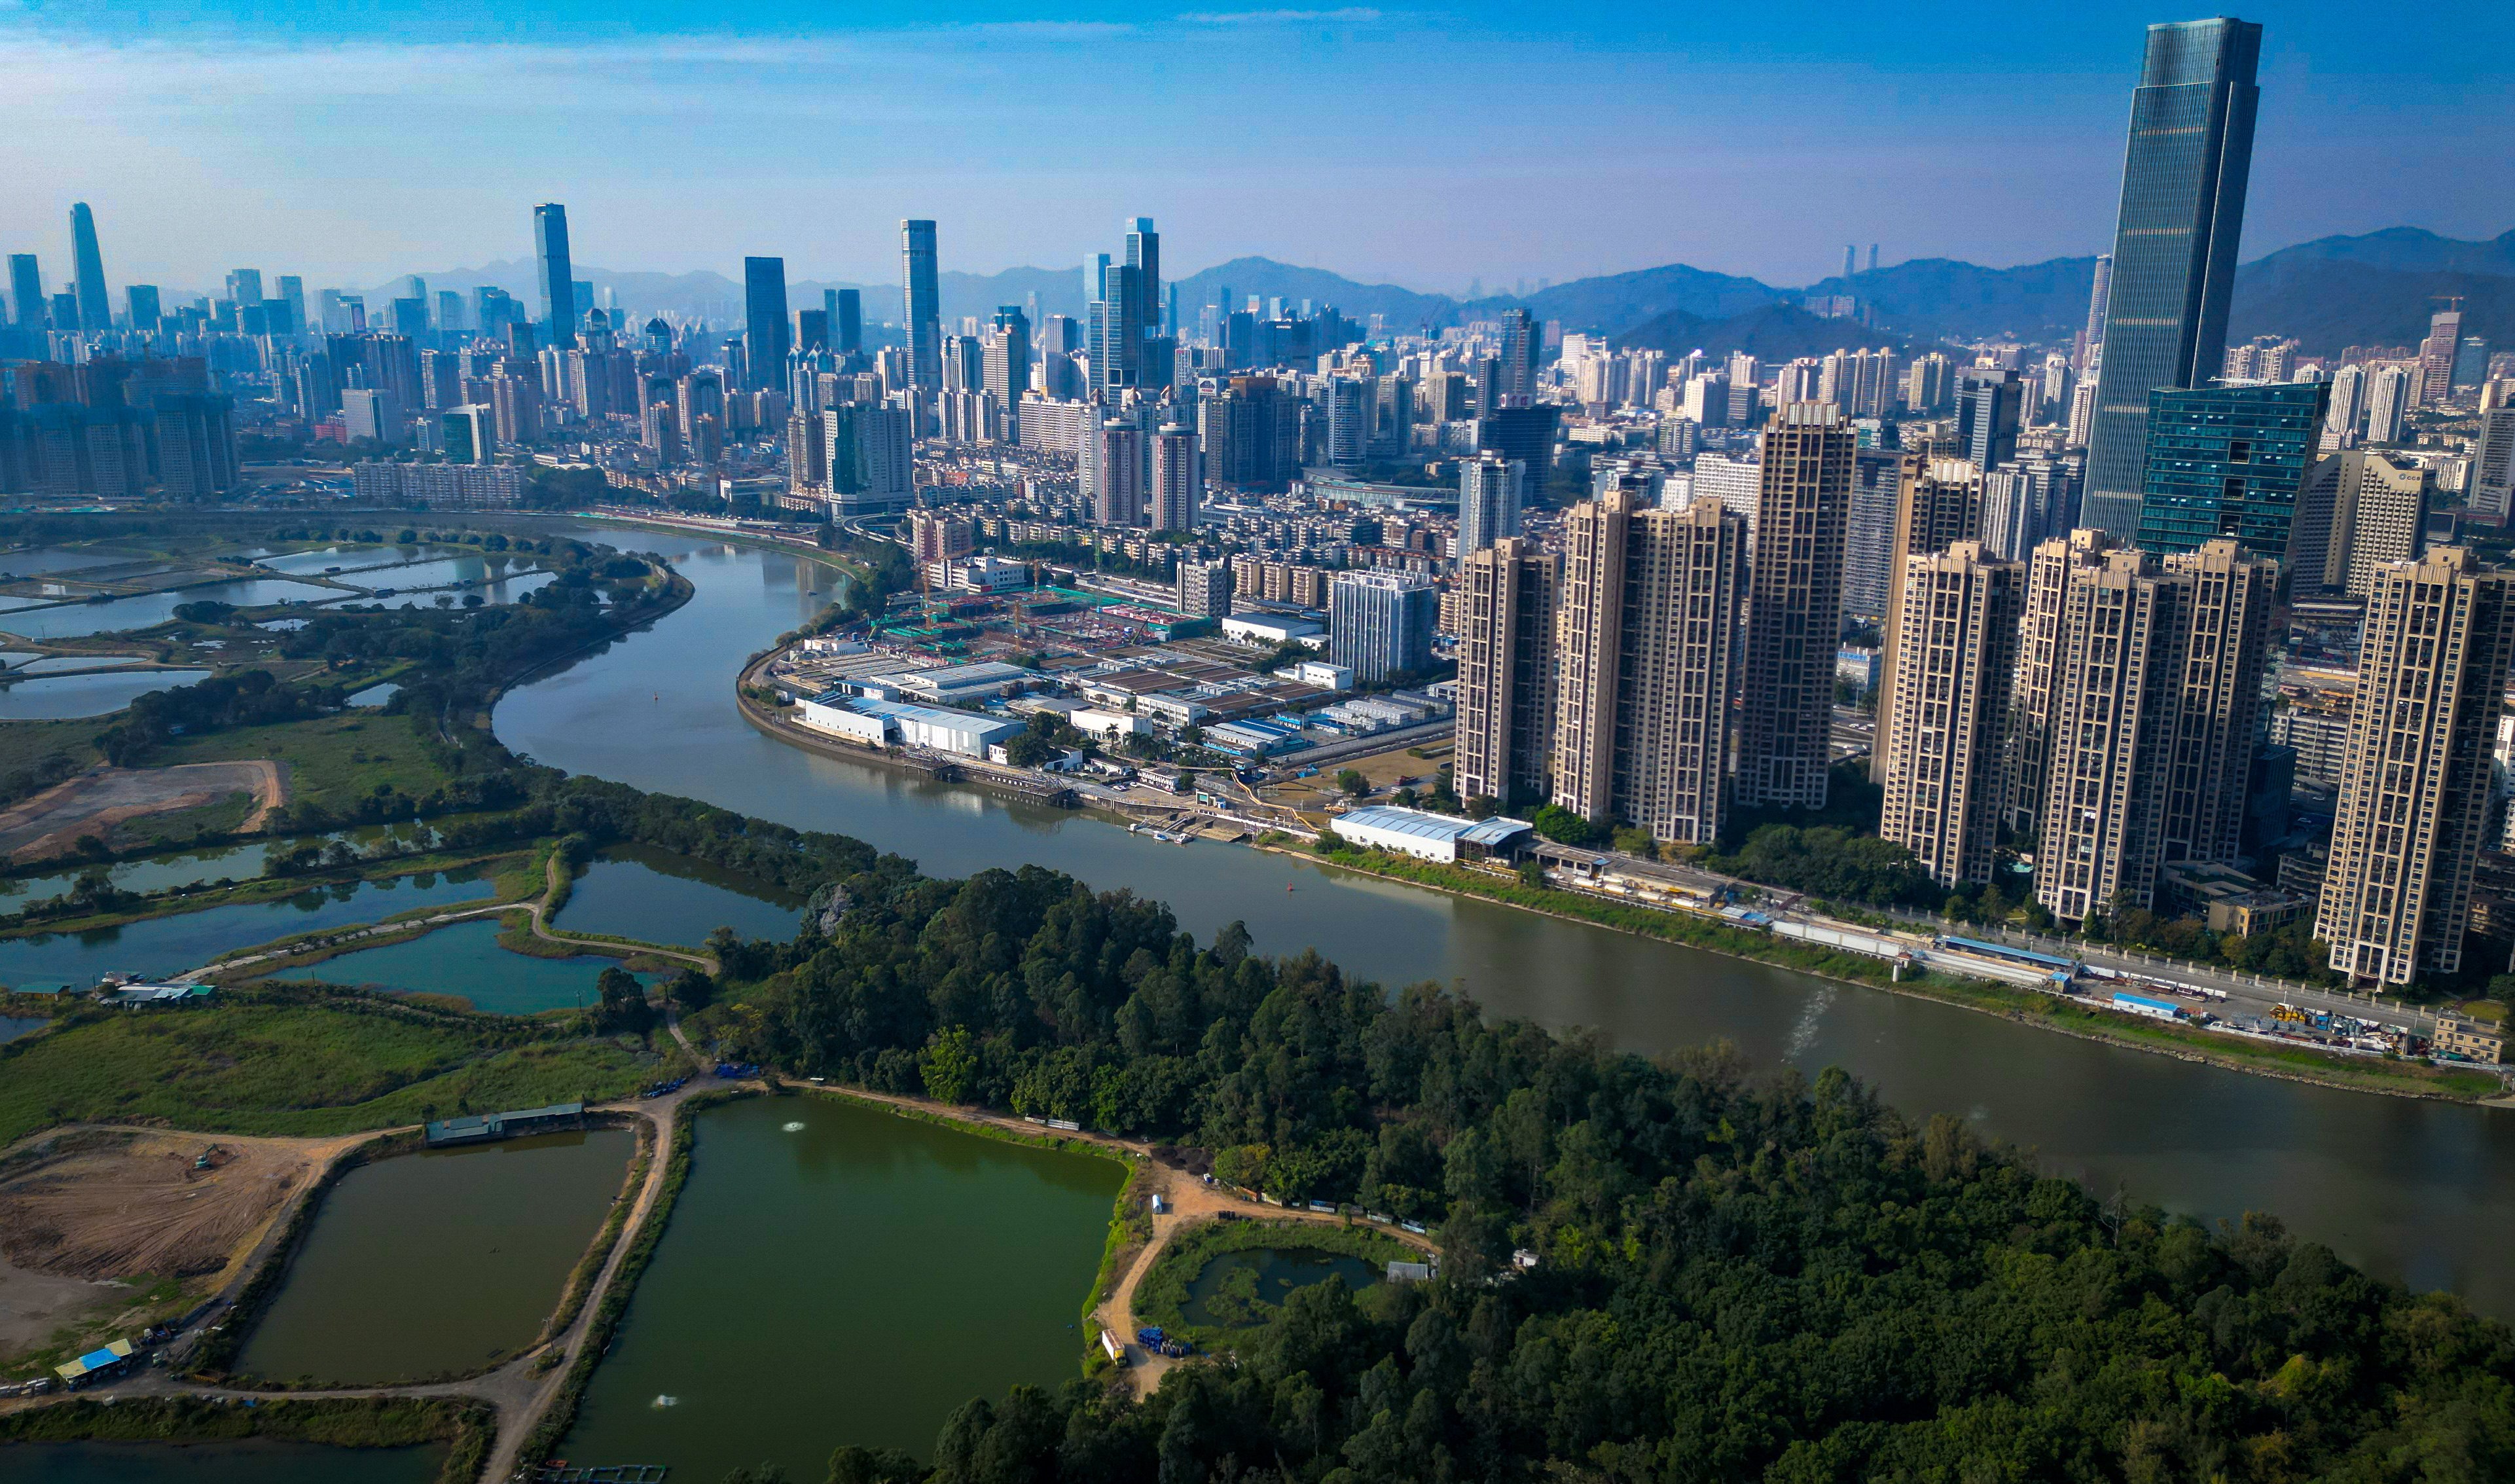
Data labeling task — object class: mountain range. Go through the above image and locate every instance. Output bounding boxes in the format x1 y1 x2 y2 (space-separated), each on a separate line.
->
372 225 2514 361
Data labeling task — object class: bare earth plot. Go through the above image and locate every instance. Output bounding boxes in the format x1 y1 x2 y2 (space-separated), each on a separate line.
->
0 761 286 861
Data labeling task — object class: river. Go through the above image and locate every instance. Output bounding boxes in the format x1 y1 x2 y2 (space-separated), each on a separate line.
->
496 520 2515 1318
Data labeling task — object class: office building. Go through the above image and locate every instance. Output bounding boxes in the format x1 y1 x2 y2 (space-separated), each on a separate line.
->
441 405 496 465
2080 18 2262 536
834 289 863 357
1873 454 1983 782
1735 403 1854 808
151 393 237 500
2029 538 2277 924
822 402 914 516
125 286 161 334
2075 253 2113 371
2133 381 2328 558
1455 537 1561 808
901 220 941 391
1329 570 1437 683
2317 549 2515 986
7 255 41 329
341 387 405 444
534 204 575 342
68 202 110 333
743 257 789 391
1150 423 1199 532
1494 309 1542 408
1953 371 2022 469
2289 449 2431 596
1177 559 1233 619
1878 542 2025 886
1457 452 1525 557
1549 490 1745 843
1476 405 1557 506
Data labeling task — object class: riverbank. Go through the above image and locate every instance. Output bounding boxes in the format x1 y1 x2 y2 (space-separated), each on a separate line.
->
0 1395 492 1484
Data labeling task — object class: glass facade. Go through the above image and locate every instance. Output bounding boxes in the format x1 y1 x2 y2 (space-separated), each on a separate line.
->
2133 382 2328 559
2078 18 2262 537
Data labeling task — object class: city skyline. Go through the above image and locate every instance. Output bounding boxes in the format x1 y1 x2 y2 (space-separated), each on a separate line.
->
3 5 2508 293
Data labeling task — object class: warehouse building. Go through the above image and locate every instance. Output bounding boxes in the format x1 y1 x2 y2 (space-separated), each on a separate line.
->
1328 805 1534 863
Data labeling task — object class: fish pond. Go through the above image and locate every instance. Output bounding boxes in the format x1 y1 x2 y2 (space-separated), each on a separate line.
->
0 1439 444 1484
270 918 653 1015
0 580 337 640
554 845 803 948
558 1094 1124 1476
0 669 208 720
236 1129 636 1384
0 868 496 988
1179 1244 1386 1330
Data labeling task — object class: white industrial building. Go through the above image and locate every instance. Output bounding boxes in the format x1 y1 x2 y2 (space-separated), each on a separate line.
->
796 691 1021 757
1328 805 1534 863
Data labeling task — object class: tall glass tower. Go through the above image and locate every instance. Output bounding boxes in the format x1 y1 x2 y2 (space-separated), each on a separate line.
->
743 257 789 391
2078 17 2262 539
69 203 110 333
901 219 941 391
535 204 577 344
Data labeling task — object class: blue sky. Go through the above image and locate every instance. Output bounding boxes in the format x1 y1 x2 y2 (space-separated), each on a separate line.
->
4 2 2508 296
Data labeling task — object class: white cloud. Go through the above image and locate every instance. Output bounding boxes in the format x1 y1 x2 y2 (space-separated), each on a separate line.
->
1176 8 1382 24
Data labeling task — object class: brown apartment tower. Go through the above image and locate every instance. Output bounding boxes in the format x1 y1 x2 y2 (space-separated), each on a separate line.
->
1547 487 1747 843
1453 535 1560 809
2027 536 2276 924
1735 403 1854 808
1870 452 1985 782
1877 541 2024 887
2316 547 2515 986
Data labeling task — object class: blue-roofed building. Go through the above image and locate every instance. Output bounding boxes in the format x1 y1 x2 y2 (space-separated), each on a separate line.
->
1329 805 1534 863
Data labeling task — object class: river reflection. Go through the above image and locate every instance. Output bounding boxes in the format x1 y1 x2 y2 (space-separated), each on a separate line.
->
493 520 2515 1318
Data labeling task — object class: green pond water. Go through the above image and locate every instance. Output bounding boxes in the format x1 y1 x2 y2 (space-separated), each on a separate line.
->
0 669 208 719
556 845 803 947
558 1095 1125 1476
271 918 651 1015
0 1439 444 1483
236 1129 634 1384
0 823 456 913
0 869 495 988
1180 1246 1383 1330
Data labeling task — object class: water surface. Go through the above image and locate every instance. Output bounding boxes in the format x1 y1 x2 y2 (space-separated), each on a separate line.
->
558 845 803 947
237 1129 633 1383
0 1440 443 1483
0 581 335 639
560 1095 1123 1474
0 869 494 986
490 520 2515 1318
271 918 645 1015
1181 1246 1382 1330
0 670 208 719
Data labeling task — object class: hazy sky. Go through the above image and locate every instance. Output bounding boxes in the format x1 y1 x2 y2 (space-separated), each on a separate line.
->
5 1 2509 297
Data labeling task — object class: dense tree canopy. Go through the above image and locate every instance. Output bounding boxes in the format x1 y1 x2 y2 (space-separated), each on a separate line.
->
695 863 2515 1483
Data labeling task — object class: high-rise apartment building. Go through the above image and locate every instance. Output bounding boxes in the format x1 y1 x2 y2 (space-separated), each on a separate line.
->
1176 559 1233 619
2365 365 2414 443
2002 528 2112 835
2288 449 2431 596
2317 548 2515 986
2029 537 2276 923
1454 537 1560 809
1456 452 1524 557
1878 542 2025 886
901 220 941 392
152 393 238 500
1329 570 1437 683
2133 381 2328 558
2469 399 2515 524
1549 490 1746 843
822 402 914 516
1735 403 1853 809
1089 419 1143 527
534 204 575 343
742 258 789 391
2080 18 2262 536
1873 454 1984 782
1150 424 1199 532
2323 363 2368 447
983 306 1031 413
68 204 109 333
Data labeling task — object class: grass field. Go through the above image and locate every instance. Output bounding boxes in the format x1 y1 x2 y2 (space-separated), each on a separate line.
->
154 712 456 815
0 990 662 1147
0 716 107 780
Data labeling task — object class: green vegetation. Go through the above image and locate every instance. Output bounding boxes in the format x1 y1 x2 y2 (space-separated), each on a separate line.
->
158 712 457 820
683 856 2515 1481
0 1396 492 1483
1134 1218 1409 1345
0 985 663 1146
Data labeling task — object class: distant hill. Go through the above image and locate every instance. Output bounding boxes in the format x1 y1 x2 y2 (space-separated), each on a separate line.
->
2247 226 2515 277
2224 227 2515 354
1167 257 1460 328
1466 264 1780 336
1796 257 2101 344
1611 302 1947 361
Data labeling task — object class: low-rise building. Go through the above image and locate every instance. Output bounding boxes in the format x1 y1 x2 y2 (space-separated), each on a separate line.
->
2432 1015 2507 1064
1328 804 1534 863
2156 860 2305 936
796 690 1021 757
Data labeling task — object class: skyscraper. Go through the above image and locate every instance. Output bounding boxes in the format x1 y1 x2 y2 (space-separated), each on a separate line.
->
68 202 110 333
7 255 41 329
2133 380 2328 558
2079 17 2262 537
1457 452 1525 557
124 286 161 334
1455 536 1560 810
2317 548 2515 986
901 220 941 392
2028 537 2275 923
834 289 863 357
1494 309 1542 408
2288 450 2430 596
1953 371 2021 469
2417 307 2463 407
1150 424 1200 532
1735 403 1853 809
1872 454 1985 782
1549 490 1746 844
983 306 1032 412
1090 419 1143 527
1125 217 1161 342
743 257 789 392
1878 542 2025 886
2074 253 2113 371
535 204 576 343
